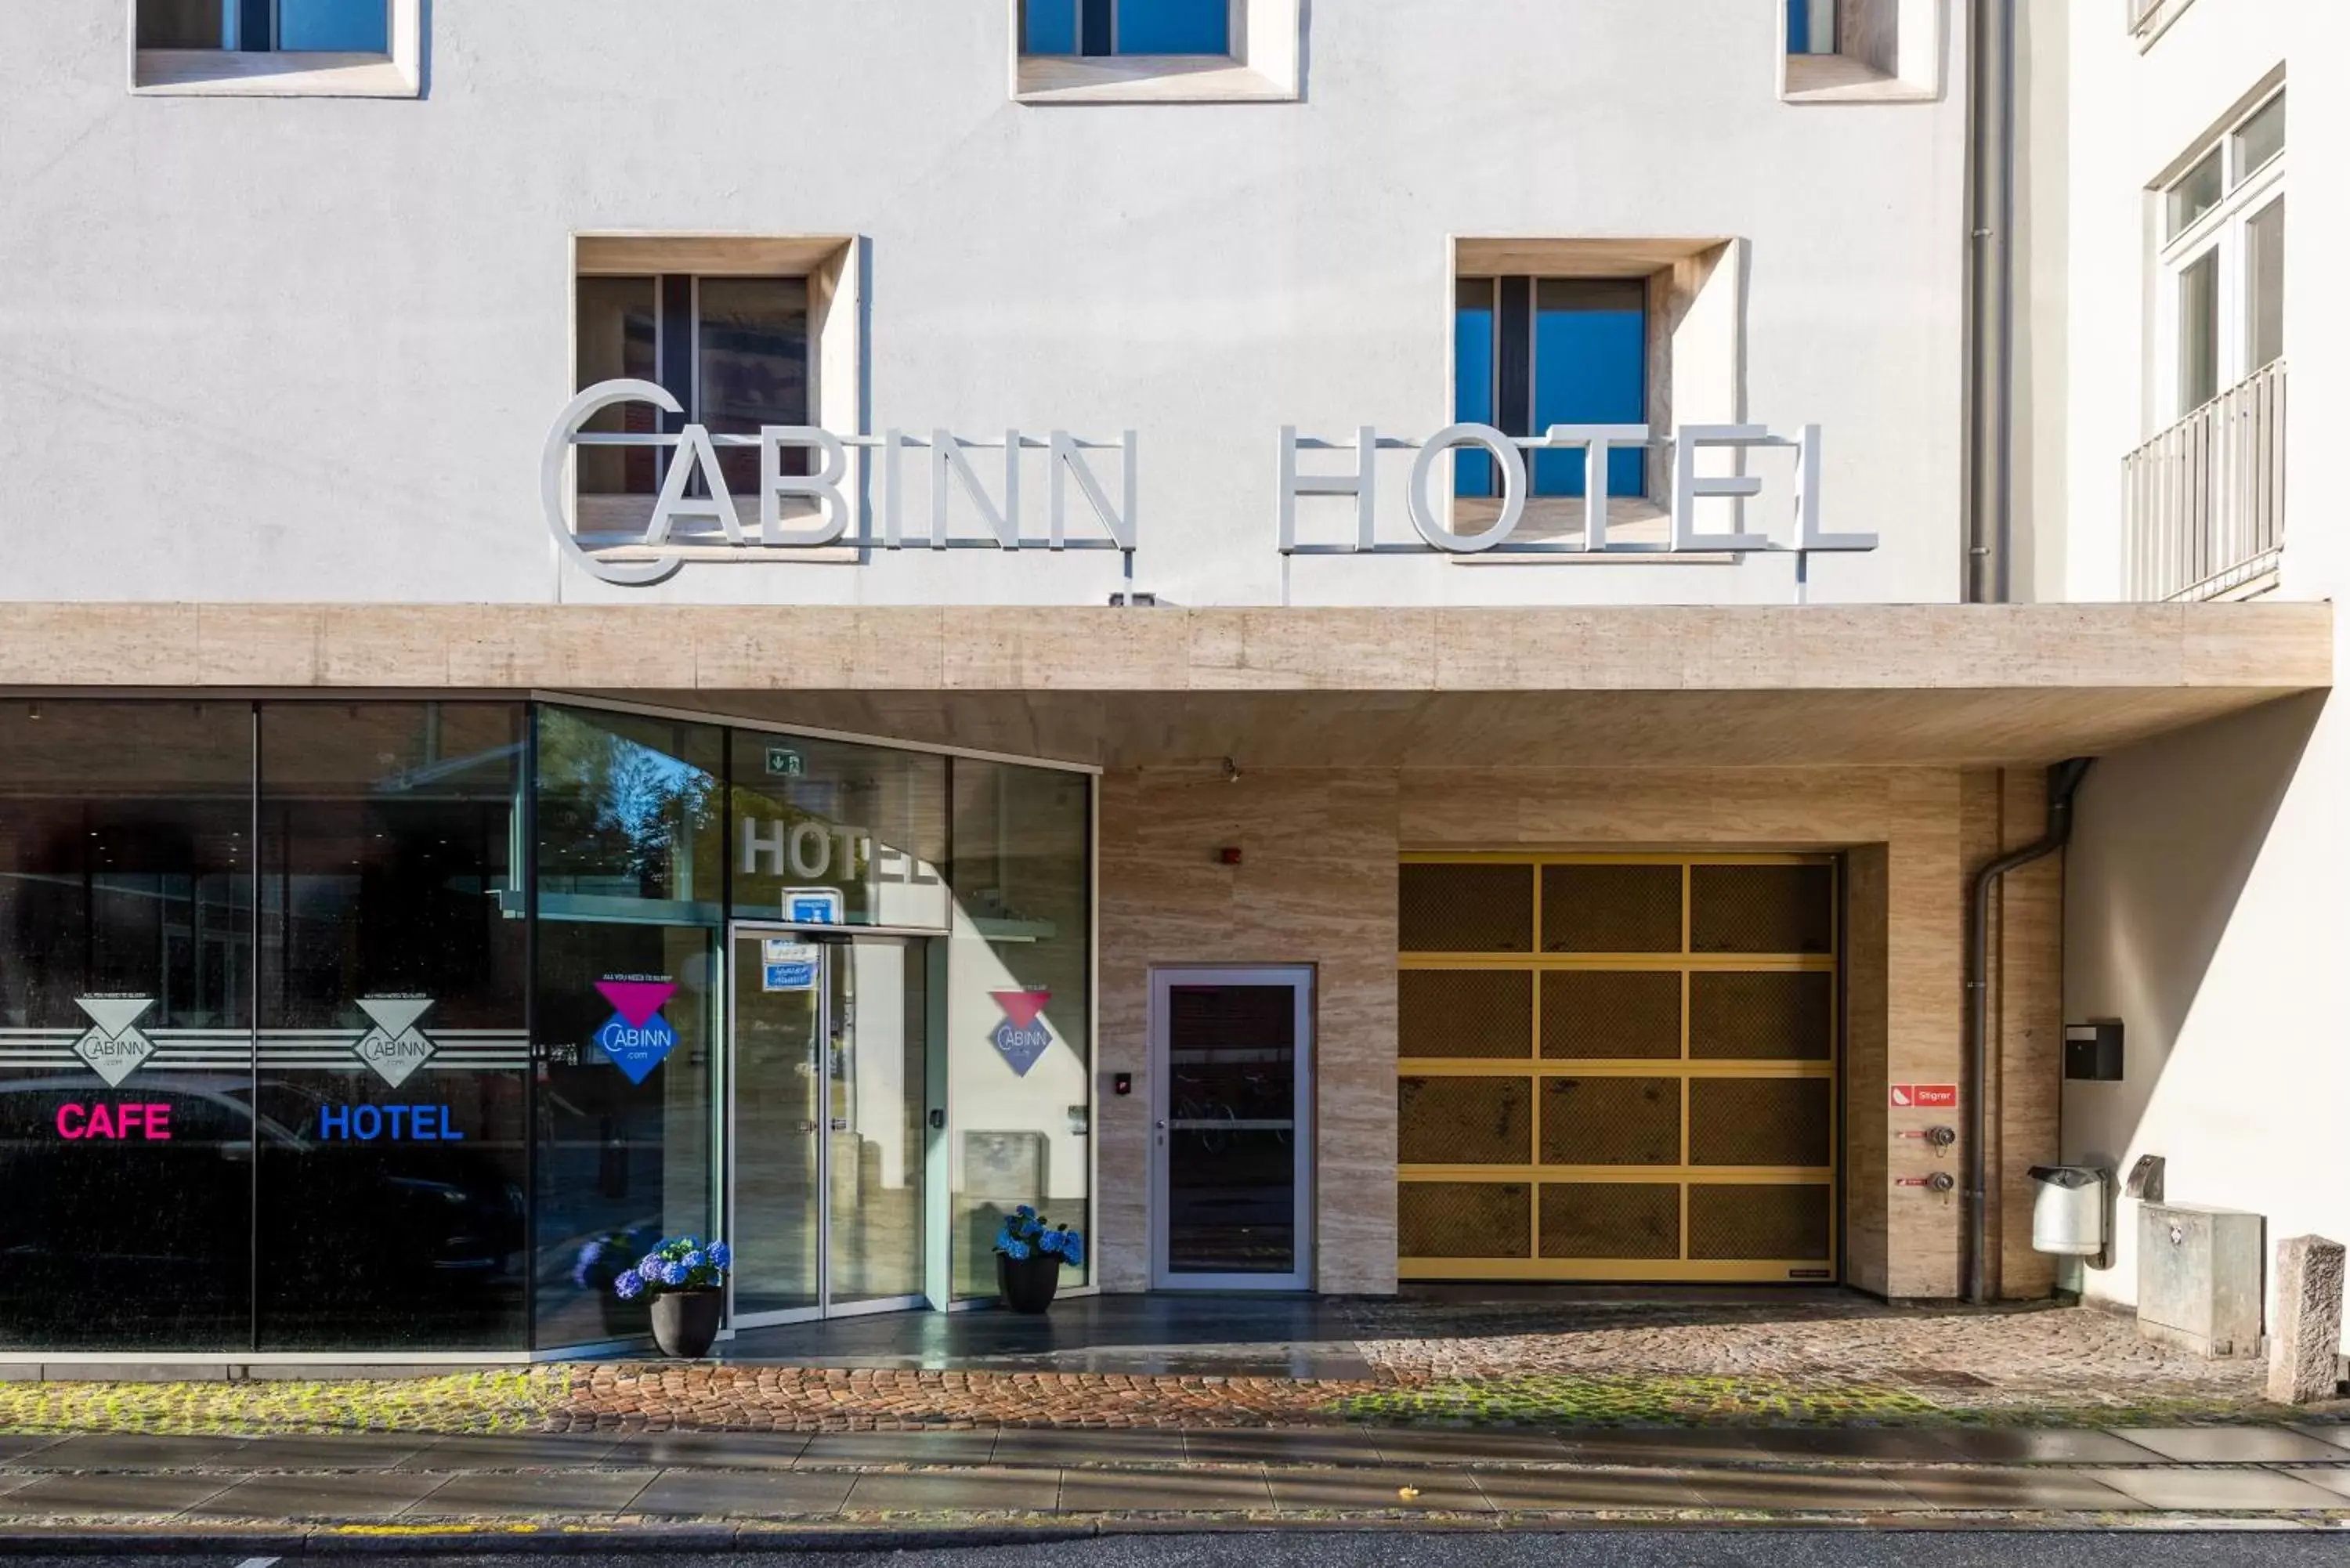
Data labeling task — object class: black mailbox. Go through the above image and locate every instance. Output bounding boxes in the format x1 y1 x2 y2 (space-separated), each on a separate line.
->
2064 1021 2124 1082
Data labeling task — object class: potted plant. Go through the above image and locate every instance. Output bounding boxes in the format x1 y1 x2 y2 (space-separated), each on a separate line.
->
613 1235 732 1357
994 1206 1085 1314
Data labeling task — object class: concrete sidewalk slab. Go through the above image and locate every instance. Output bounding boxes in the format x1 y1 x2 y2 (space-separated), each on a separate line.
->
1467 1465 1706 1511
1058 1468 1275 1512
1927 1429 2172 1464
2117 1429 2350 1463
1262 1467 1493 1512
631 1468 859 1517
606 1431 812 1469
990 1428 1189 1466
1182 1429 1386 1465
2080 1468 2349 1511
797 1429 1000 1466
844 1465 1061 1512
1888 1466 2153 1511
392 1433 624 1469
183 1469 448 1519
1371 1429 1576 1465
0 1472 230 1516
2280 1465 2350 1499
403 1469 657 1516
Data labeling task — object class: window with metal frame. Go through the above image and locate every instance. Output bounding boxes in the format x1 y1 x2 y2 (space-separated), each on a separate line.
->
1397 854 1840 1284
136 0 389 52
1454 277 1648 502
1021 0 1231 56
573 275 813 530
2159 88 2284 419
1786 0 1838 54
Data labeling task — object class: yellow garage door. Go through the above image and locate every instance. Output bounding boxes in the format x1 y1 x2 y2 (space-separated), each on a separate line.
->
1397 854 1838 1283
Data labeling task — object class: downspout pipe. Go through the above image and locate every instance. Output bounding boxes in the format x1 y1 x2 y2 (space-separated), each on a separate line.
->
1965 757 2093 1306
1965 0 2016 603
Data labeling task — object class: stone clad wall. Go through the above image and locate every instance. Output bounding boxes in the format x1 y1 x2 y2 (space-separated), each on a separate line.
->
1095 764 2064 1302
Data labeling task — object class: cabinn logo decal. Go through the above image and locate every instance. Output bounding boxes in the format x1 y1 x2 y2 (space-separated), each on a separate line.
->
352 995 439 1087
989 991 1054 1078
595 978 679 1086
72 996 157 1087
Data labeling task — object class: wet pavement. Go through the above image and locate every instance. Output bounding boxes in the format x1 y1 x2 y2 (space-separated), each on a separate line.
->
0 1424 2337 1529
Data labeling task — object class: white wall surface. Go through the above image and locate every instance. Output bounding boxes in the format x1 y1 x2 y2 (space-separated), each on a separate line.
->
2038 0 2350 1349
0 2 1969 609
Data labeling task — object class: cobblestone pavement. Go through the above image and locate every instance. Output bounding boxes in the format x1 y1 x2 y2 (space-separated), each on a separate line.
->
555 1366 1383 1431
1343 1299 2272 1407
546 1302 2317 1433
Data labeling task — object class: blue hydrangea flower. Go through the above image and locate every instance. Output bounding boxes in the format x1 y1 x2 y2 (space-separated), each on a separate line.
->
1037 1230 1062 1255
682 1250 707 1274
1015 1205 1037 1220
708 1242 732 1270
660 1259 690 1287
613 1271 644 1300
1063 1234 1086 1267
637 1259 667 1286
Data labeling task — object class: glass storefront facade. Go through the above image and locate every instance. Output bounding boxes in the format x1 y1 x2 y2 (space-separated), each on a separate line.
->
0 699 1092 1355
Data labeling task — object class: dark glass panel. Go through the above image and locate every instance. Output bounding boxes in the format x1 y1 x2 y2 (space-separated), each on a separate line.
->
575 276 660 499
697 277 810 502
1115 0 1230 55
729 734 948 929
1455 279 1499 498
947 762 1091 1297
1023 0 1079 53
1164 985 1296 1275
537 706 724 926
138 0 226 49
533 920 716 1351
0 701 254 1349
254 703 528 1350
1532 279 1647 498
276 0 389 51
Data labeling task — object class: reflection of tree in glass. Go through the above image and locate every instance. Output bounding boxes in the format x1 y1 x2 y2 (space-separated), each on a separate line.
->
537 713 717 901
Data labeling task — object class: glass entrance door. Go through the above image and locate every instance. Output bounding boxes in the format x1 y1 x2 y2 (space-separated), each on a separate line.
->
728 927 929 1324
1148 967 1315 1290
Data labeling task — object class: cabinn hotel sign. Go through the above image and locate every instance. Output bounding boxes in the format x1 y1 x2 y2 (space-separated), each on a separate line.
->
544 379 1877 587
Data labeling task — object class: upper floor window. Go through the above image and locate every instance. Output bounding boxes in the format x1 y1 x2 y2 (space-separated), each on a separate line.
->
565 237 863 567
132 0 420 96
1786 0 1837 54
1780 0 1938 103
1023 0 1229 57
1012 0 1298 104
2160 87 2284 417
1455 278 1649 506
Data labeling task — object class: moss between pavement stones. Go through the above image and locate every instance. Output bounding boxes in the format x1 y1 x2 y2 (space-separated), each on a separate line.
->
0 1369 572 1435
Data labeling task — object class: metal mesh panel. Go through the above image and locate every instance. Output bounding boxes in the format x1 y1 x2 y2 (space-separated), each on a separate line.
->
1689 1078 1834 1167
1689 863 1835 954
1687 1183 1833 1260
1401 864 1534 953
1539 1077 1680 1166
1541 970 1682 1060
1399 1182 1531 1259
1688 970 1833 1060
1401 969 1531 1059
1398 1076 1532 1165
1540 1182 1680 1259
1542 863 1683 952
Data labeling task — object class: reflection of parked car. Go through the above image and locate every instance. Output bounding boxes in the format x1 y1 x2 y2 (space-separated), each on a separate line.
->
0 1075 524 1331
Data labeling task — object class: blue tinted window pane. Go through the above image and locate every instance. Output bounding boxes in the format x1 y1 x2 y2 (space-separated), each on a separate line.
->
1532 280 1646 498
277 0 389 52
1117 0 1230 54
1454 283 1497 499
1024 0 1079 54
1788 1 1835 55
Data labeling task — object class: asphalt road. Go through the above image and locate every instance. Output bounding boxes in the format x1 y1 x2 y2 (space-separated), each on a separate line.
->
18 1537 2348 1568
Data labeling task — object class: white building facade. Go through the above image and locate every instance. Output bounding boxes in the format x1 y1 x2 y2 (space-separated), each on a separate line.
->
0 1 2335 1367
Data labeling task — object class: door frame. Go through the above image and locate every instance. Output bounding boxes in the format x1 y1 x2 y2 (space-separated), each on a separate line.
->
725 921 931 1328
1146 965 1316 1292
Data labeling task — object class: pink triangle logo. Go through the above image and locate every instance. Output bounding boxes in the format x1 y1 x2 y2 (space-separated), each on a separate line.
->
596 980 678 1028
992 990 1052 1029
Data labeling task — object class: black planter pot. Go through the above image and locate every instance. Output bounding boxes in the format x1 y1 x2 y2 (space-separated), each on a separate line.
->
650 1288 724 1358
996 1252 1062 1314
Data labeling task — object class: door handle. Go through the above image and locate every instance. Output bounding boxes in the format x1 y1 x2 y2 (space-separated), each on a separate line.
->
830 1118 849 1132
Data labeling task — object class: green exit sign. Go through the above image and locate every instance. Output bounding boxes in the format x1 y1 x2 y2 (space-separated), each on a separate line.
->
765 746 804 779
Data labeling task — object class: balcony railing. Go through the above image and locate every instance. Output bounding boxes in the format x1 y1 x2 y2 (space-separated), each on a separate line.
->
2122 359 2286 602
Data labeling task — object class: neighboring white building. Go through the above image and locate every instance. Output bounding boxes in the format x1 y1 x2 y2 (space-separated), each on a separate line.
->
2019 0 2348 1349
0 2 2335 1365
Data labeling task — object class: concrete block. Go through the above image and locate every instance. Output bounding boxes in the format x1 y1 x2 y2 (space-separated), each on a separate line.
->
2267 1234 2347 1405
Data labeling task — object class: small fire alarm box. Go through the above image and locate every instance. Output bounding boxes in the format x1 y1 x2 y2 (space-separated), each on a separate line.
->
2064 1021 2124 1082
